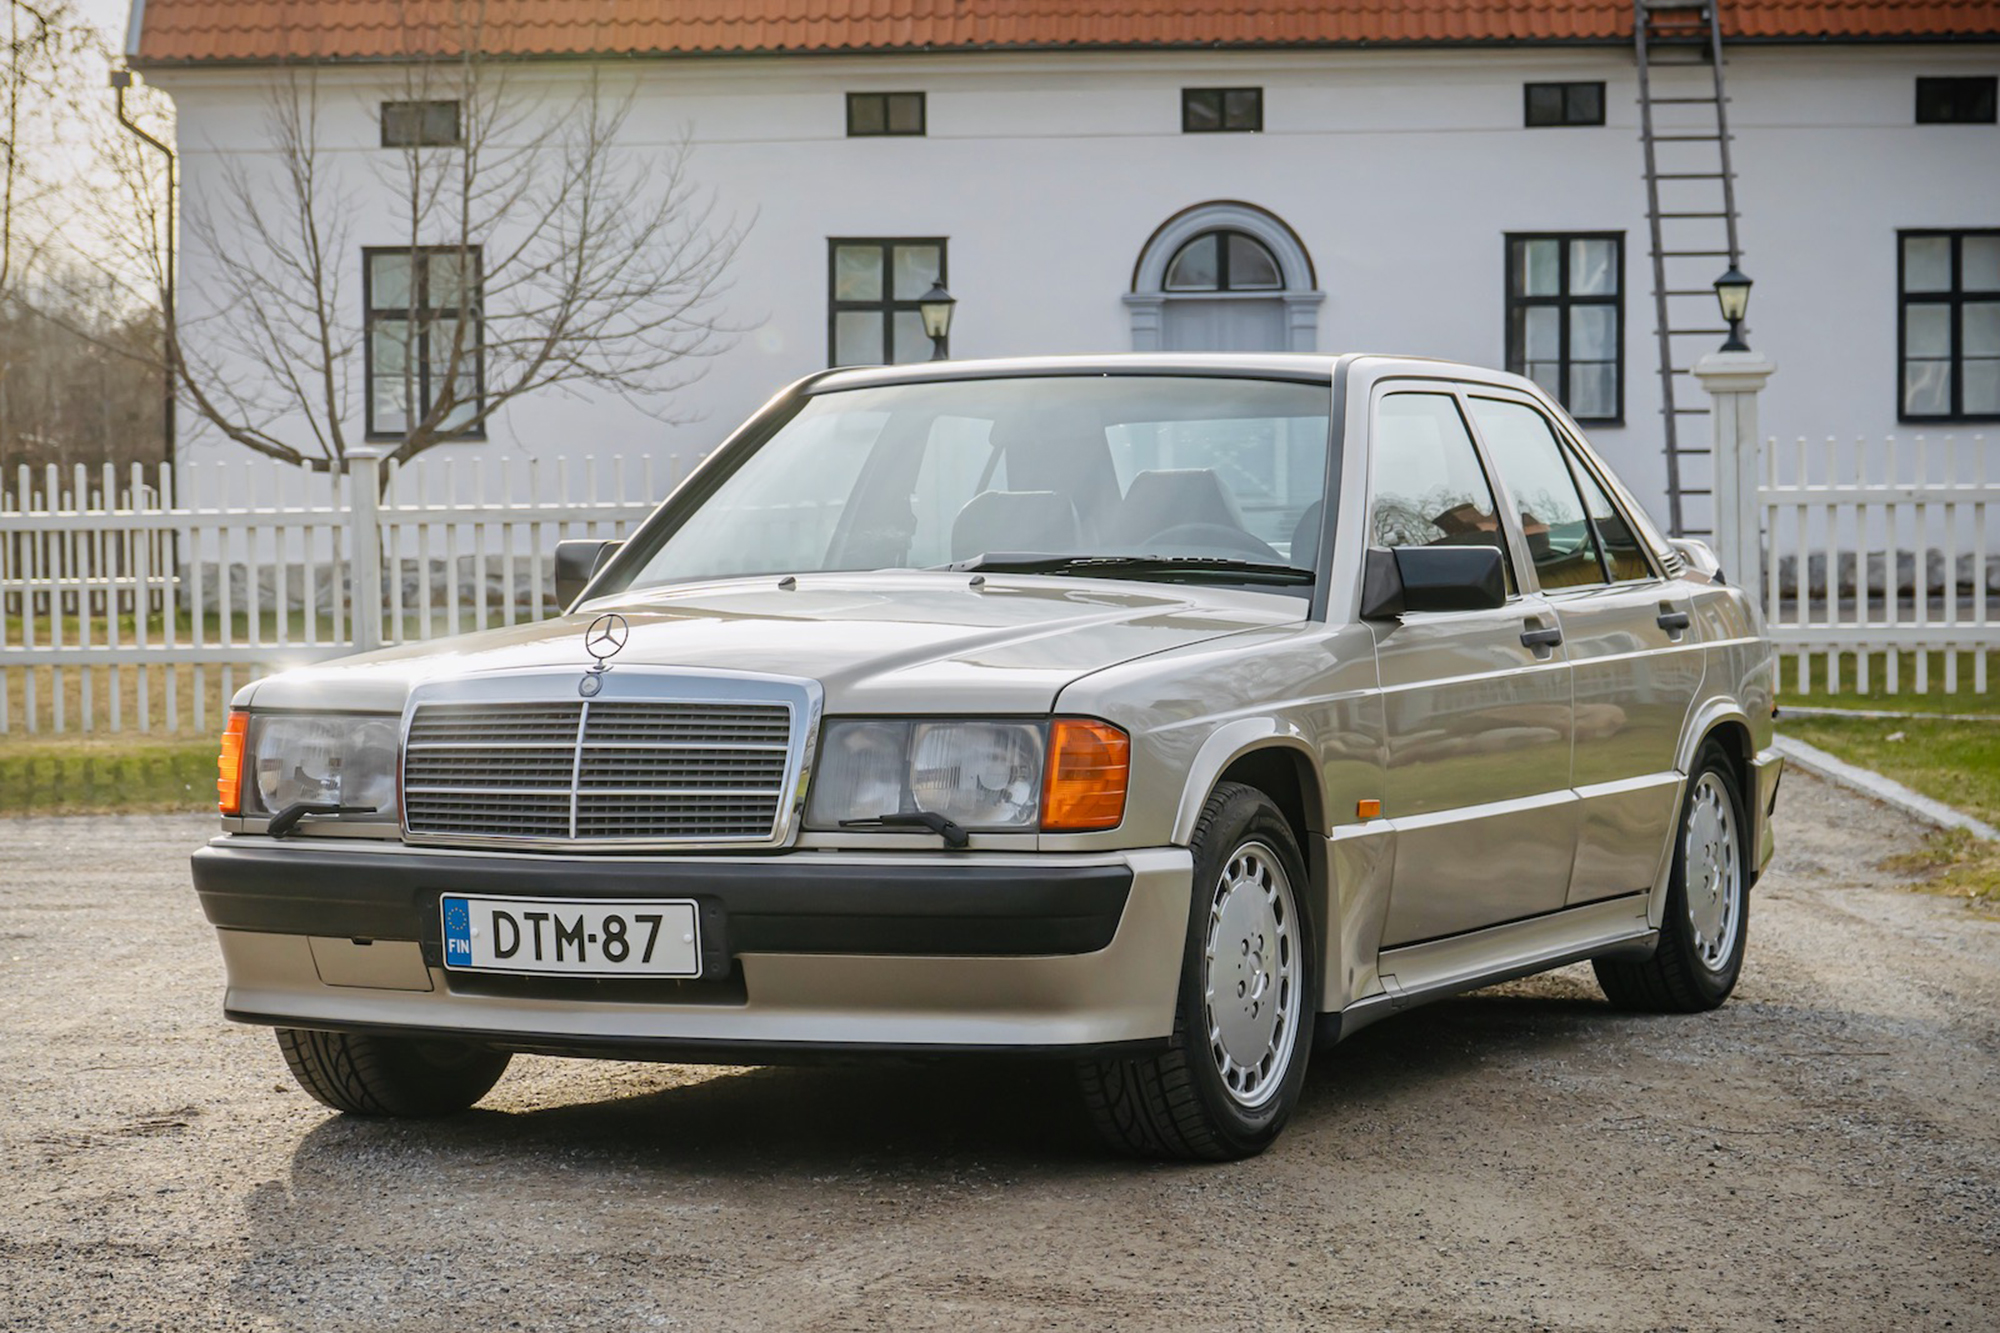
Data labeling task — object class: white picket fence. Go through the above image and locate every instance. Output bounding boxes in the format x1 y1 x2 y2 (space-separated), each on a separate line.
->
0 453 684 735
1760 432 1996 694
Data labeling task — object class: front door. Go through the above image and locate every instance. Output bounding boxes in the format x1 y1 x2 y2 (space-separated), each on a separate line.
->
1366 390 1578 946
1464 393 1705 906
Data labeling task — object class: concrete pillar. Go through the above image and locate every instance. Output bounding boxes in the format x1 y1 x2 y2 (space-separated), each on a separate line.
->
1692 350 1776 595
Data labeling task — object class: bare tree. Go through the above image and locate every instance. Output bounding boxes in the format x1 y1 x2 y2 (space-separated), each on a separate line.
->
122 9 744 475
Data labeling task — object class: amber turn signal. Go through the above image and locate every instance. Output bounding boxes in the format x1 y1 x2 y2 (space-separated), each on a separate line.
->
1042 718 1130 832
1356 798 1382 819
217 711 249 814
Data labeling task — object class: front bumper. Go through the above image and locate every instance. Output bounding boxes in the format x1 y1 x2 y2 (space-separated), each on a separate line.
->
190 839 1194 1058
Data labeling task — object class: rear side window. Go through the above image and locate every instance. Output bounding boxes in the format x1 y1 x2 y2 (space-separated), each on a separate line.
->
1369 393 1515 593
1466 397 1607 591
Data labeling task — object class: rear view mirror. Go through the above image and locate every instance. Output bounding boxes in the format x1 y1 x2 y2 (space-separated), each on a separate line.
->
1360 545 1507 619
555 539 624 610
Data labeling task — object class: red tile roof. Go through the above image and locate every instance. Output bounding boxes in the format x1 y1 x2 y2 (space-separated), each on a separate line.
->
131 1 2000 65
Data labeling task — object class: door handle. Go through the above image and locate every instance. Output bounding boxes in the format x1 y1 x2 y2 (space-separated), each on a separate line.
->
1520 623 1564 650
1657 608 1692 633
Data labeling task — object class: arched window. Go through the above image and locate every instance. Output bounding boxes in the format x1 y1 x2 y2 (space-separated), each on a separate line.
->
1163 230 1285 293
1127 203 1323 353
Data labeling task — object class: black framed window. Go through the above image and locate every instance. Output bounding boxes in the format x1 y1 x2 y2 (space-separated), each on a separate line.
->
1505 233 1623 425
1915 77 1998 125
1899 229 2000 422
1182 88 1262 133
1162 229 1283 292
364 247 484 440
847 92 926 137
1524 81 1605 128
380 100 461 148
829 239 945 366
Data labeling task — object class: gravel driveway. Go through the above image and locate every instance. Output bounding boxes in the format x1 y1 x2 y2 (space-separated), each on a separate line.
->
3 771 1997 1331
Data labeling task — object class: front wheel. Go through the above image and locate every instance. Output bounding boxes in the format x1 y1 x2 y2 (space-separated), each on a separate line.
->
1078 782 1314 1160
1594 741 1749 1013
276 1028 512 1116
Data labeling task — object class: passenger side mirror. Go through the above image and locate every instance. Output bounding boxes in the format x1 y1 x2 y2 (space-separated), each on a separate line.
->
1360 545 1507 619
555 539 624 610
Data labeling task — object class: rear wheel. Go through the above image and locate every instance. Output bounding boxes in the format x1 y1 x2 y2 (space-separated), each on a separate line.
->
1078 782 1314 1160
276 1028 512 1116
1594 741 1748 1012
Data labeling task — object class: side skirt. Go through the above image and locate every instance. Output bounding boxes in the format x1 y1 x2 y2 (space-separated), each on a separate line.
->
1324 894 1657 1044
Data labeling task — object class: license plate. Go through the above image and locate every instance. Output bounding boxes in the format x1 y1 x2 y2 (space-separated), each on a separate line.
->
441 895 700 978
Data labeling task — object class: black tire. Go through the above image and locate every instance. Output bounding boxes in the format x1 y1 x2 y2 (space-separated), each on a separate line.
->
276 1027 512 1116
1594 741 1749 1013
1078 782 1315 1160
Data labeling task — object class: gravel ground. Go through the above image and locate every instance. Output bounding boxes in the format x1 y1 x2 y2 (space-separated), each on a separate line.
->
2 771 1997 1332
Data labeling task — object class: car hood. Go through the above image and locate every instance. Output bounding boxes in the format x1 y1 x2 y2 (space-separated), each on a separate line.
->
242 573 1306 715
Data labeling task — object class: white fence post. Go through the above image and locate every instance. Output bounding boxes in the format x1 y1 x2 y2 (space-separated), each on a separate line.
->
1693 350 1777 594
347 451 385 654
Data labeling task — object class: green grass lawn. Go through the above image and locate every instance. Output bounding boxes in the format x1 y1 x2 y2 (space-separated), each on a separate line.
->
1778 650 2000 716
0 737 218 817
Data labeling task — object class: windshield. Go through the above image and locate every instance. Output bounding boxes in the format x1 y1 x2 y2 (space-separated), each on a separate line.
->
623 375 1332 591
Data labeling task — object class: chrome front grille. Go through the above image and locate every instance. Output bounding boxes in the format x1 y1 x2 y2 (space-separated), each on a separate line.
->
403 696 796 846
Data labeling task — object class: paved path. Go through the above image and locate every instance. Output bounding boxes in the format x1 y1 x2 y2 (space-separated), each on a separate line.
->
2 772 1996 1331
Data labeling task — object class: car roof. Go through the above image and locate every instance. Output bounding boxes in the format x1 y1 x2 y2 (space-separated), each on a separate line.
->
802 351 1535 394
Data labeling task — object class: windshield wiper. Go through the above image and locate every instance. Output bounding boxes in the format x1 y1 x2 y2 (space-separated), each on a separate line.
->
840 811 971 849
936 552 1313 586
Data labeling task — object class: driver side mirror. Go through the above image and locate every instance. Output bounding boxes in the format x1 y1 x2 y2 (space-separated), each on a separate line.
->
1360 545 1507 619
555 539 624 611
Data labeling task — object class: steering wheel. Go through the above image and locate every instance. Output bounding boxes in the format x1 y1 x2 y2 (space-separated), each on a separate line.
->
1134 523 1284 562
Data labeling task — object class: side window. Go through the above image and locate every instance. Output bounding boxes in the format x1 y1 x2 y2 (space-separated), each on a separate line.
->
1370 393 1515 593
1567 454 1656 582
1466 397 1607 591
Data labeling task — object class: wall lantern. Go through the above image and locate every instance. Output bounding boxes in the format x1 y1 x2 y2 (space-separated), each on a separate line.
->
1713 267 1753 352
918 282 956 361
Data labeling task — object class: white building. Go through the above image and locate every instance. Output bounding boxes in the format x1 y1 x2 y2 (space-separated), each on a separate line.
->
129 0 2000 529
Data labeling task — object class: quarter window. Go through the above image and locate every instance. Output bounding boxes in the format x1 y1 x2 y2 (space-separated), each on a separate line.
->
1369 393 1515 593
1466 397 1608 591
380 100 461 148
828 239 946 366
1505 233 1623 424
364 247 483 440
1899 229 2000 421
1915 77 1997 125
847 92 926 137
1524 82 1606 128
1182 88 1262 133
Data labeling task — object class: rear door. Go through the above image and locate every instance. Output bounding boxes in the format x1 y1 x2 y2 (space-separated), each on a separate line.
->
1366 389 1577 946
1464 392 1705 906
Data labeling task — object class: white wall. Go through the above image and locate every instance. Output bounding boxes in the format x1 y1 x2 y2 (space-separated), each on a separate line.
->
152 43 2000 523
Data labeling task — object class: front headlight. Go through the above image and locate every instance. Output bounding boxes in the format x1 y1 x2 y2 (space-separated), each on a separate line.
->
244 714 401 823
805 717 1130 834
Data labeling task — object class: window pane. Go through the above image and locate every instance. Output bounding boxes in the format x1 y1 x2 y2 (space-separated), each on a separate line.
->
1904 236 1952 293
1965 359 2000 415
891 309 932 364
1567 82 1603 124
371 252 413 310
1569 239 1617 296
848 94 885 135
892 243 942 300
1522 305 1560 361
1517 239 1560 297
1906 303 1952 357
1369 393 1512 589
1165 234 1220 291
427 250 477 310
1183 89 1221 132
1467 397 1605 589
1525 84 1564 126
833 310 883 366
422 101 460 145
1903 360 1952 416
1567 362 1617 421
1569 303 1617 360
1959 302 2000 358
886 92 924 134
1227 233 1282 290
1570 457 1650 581
834 245 882 301
369 320 411 434
428 317 478 429
1965 236 2000 291
1223 88 1261 130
